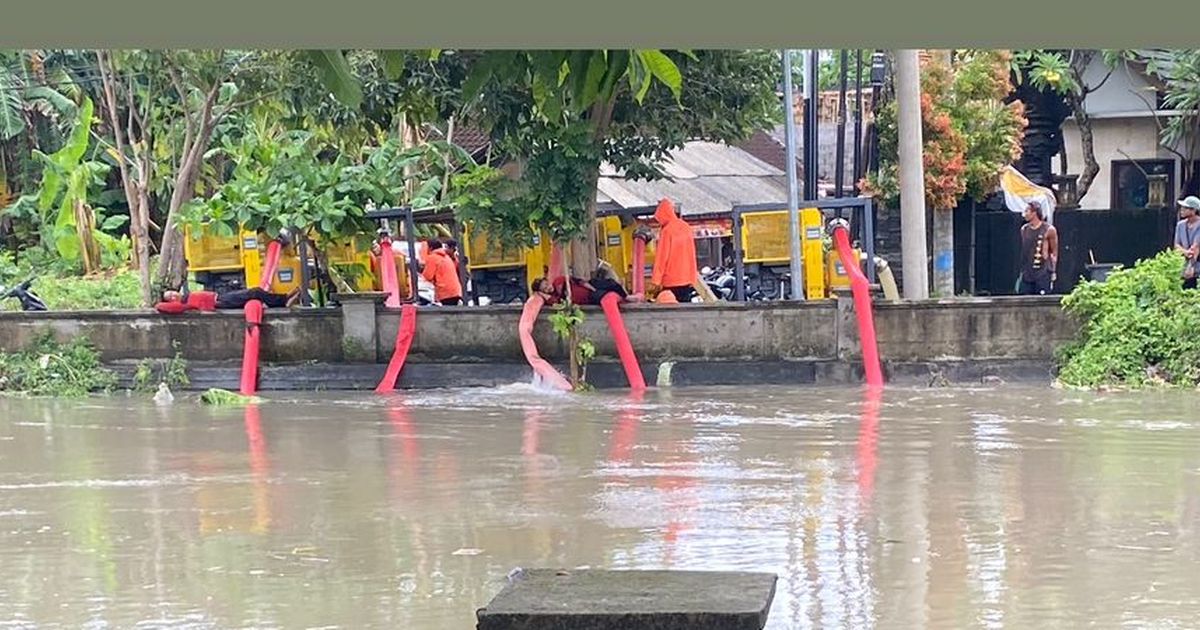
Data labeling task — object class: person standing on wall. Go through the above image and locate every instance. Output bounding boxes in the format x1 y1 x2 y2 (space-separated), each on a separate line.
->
420 239 464 306
1175 196 1200 289
648 198 698 303
1017 201 1058 295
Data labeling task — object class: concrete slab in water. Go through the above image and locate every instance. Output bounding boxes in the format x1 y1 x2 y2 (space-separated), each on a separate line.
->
476 569 777 630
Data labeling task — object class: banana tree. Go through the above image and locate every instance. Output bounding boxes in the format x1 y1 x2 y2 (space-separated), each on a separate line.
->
1 50 79 214
32 97 109 274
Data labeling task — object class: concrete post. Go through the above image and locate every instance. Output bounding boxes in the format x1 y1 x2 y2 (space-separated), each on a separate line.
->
895 49 930 300
929 50 955 298
781 50 805 301
338 292 388 362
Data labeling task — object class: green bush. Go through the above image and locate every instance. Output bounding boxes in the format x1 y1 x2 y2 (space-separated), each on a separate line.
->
1057 251 1200 388
0 334 117 396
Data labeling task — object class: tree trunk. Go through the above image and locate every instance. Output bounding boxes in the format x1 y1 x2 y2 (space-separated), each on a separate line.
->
570 166 602 276
156 79 221 292
74 199 100 275
1067 93 1100 203
561 244 581 389
96 50 154 306
571 96 617 277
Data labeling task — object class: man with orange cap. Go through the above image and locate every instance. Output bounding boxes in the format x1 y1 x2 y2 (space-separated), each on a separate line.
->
649 198 698 303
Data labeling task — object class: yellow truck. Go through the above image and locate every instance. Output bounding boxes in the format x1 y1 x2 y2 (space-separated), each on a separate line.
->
183 226 374 296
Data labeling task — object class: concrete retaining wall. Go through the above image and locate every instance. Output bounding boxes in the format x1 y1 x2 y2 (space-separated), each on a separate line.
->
0 309 344 363
0 296 1074 375
376 301 840 363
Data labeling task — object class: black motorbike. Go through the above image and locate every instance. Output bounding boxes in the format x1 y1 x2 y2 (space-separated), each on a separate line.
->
1 278 48 312
701 266 765 301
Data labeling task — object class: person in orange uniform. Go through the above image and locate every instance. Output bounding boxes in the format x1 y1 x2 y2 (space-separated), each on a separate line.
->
421 239 464 306
649 198 698 303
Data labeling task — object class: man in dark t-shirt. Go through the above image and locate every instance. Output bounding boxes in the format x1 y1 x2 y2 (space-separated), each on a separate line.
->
162 287 299 310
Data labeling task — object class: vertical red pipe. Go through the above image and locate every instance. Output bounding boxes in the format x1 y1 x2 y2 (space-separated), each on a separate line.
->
519 295 573 391
631 238 646 298
831 225 884 387
239 299 265 395
258 240 283 291
548 243 563 281
378 238 402 308
599 292 646 391
376 304 417 393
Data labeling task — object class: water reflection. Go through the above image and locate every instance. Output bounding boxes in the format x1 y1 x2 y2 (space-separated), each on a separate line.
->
1 386 1199 628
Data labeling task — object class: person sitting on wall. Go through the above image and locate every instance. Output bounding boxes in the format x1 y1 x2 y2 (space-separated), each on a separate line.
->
537 261 630 306
159 286 300 311
647 198 698 303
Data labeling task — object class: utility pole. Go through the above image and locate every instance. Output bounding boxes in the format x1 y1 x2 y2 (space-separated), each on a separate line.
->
781 50 804 301
895 50 929 300
929 50 955 297
804 49 819 200
834 49 848 198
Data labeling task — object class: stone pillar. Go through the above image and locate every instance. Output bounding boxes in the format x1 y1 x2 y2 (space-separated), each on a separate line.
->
338 292 387 362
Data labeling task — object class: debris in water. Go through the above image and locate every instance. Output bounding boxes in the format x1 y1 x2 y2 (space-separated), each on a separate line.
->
199 388 261 406
153 383 174 406
452 548 484 556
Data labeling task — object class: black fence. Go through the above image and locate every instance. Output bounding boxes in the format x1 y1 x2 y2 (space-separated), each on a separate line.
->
971 207 1178 295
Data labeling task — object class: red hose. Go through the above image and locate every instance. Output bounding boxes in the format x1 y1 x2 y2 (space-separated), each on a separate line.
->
856 387 881 505
600 292 646 390
378 238 402 308
548 243 563 281
239 299 265 395
258 240 283 290
831 226 884 387
632 238 646 297
608 390 644 463
519 295 573 391
376 304 417 393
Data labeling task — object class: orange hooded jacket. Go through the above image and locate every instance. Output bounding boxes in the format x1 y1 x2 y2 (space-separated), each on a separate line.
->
422 248 463 302
650 199 698 289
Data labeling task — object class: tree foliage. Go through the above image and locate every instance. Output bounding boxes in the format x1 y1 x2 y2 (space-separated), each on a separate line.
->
453 49 779 249
864 51 1026 210
185 130 473 241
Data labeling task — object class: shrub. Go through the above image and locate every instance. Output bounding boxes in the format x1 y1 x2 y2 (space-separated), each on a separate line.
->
1057 251 1200 388
0 334 117 396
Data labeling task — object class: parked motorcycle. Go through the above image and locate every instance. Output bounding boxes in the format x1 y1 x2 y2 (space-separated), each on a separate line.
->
0 278 48 312
701 266 765 301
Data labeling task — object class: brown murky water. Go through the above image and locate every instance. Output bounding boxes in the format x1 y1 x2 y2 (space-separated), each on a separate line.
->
1 385 1199 629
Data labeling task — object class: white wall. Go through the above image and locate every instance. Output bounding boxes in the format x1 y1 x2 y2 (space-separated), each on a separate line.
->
1079 57 1161 116
1053 56 1190 209
1056 117 1165 209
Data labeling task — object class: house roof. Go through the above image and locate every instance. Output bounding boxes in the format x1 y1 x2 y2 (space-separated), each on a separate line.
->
595 141 790 216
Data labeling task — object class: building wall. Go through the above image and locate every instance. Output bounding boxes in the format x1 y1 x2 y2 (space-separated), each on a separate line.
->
1054 57 1191 209
1057 117 1172 209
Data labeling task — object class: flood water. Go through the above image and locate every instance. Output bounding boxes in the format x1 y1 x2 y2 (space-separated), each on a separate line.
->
2 385 1200 629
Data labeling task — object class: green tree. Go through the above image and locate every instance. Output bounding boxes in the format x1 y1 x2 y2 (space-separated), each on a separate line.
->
1114 49 1200 195
2 50 80 241
96 50 293 304
1011 49 1118 203
459 50 779 268
31 97 111 274
865 51 1027 208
